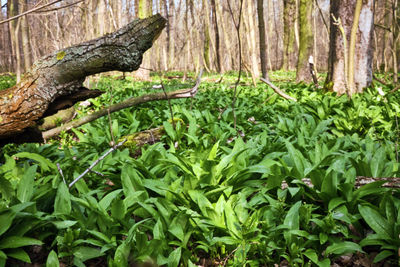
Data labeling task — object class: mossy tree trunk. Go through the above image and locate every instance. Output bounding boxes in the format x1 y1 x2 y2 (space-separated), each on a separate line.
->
0 14 166 144
325 0 374 95
283 0 296 70
296 0 314 82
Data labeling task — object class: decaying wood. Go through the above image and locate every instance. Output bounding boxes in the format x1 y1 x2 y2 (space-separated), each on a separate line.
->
42 71 202 140
0 14 166 145
260 77 297 102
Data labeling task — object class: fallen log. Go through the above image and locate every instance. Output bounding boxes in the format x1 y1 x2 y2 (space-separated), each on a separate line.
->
0 14 166 145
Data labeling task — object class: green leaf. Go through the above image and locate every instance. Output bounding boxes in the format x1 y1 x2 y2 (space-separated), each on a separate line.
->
373 250 394 263
73 246 104 262
111 198 126 220
6 248 31 263
283 201 301 230
0 211 16 236
99 189 122 210
54 182 71 215
0 250 6 259
325 241 362 255
0 176 13 201
0 236 43 249
207 141 219 160
87 230 111 244
13 152 56 172
358 205 392 239
46 250 60 267
52 220 77 229
370 147 385 177
114 242 130 267
17 165 37 203
167 247 181 267
153 219 164 240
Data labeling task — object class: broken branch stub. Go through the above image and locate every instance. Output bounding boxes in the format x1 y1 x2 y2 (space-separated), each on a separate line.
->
0 14 166 144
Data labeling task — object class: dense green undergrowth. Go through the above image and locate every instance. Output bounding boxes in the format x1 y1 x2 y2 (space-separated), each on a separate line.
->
0 72 399 266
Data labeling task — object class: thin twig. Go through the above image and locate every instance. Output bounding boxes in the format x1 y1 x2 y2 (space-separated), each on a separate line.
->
160 80 175 129
226 0 244 130
107 85 116 146
0 0 62 25
34 0 84 14
315 0 329 35
57 163 66 184
68 139 127 188
396 113 399 162
260 78 297 102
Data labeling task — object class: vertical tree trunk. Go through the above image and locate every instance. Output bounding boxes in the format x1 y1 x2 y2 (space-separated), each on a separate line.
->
210 0 222 73
325 0 375 95
19 0 31 71
139 0 153 18
296 0 313 82
257 0 268 79
283 0 296 70
202 0 211 71
246 0 260 79
392 0 399 83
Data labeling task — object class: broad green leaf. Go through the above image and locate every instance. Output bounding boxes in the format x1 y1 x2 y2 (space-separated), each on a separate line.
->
358 205 392 239
17 165 37 203
54 182 71 215
46 250 60 267
370 147 385 177
325 241 362 255
111 198 126 220
0 176 13 201
0 211 16 236
73 246 104 262
207 141 219 160
0 236 43 249
283 201 301 230
373 250 394 263
87 230 111 244
0 250 5 259
52 220 77 229
153 218 164 240
114 242 130 267
13 152 56 172
99 189 122 210
167 247 181 267
6 248 31 263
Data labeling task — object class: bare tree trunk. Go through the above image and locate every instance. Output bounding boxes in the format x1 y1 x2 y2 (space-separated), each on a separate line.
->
0 14 166 144
283 0 296 70
210 0 222 72
202 0 211 71
325 0 375 95
19 0 31 71
257 0 268 79
296 0 314 82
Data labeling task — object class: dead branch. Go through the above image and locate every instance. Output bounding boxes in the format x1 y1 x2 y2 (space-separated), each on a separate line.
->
42 71 203 140
260 78 297 102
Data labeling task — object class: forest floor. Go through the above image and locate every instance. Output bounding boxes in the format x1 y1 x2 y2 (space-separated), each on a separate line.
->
0 71 399 266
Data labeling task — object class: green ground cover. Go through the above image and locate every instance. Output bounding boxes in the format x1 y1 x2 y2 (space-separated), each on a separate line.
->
0 72 399 266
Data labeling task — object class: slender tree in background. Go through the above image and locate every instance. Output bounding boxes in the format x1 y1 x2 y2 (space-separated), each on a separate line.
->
202 0 211 72
296 0 314 82
19 0 31 71
325 0 375 95
210 0 221 73
283 0 296 70
257 0 268 80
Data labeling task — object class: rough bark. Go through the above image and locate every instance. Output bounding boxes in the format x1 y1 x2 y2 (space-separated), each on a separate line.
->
0 14 166 144
296 0 314 82
257 0 268 80
325 0 375 95
283 0 297 70
210 0 221 73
